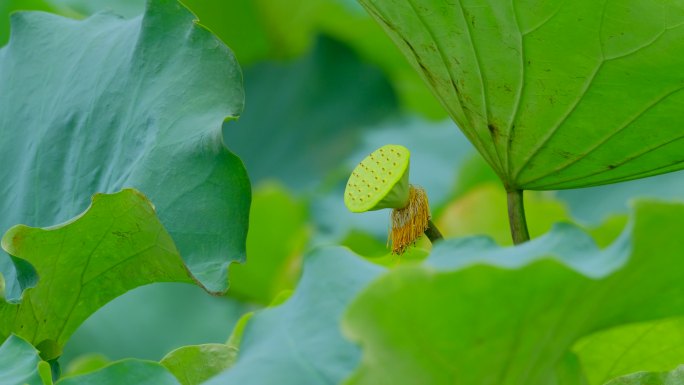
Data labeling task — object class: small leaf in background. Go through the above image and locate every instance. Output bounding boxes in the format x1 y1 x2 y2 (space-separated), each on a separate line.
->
344 201 684 384
0 0 58 46
228 184 308 305
63 354 109 377
61 283 248 367
0 334 50 385
204 247 383 385
224 34 398 191
575 317 684 385
603 366 684 385
340 230 430 265
0 189 192 360
160 344 235 385
0 0 249 295
181 0 444 118
359 0 684 190
436 183 571 245
58 360 179 385
558 171 684 225
46 0 144 18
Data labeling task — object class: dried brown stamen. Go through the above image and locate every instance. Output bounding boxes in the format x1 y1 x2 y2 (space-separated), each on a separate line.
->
389 185 430 254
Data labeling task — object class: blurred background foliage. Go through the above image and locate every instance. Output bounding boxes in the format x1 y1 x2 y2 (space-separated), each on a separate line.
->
3 0 684 372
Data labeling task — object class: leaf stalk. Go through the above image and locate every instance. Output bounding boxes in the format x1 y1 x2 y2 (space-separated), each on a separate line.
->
506 189 530 245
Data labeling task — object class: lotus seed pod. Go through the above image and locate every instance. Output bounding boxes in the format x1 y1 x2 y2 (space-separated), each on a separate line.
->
344 144 410 213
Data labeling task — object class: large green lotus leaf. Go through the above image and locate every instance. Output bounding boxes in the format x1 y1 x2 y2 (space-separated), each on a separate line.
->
228 184 308 304
574 317 684 385
160 344 235 385
0 334 51 385
0 0 249 295
358 0 684 190
604 366 684 385
63 354 109 377
57 360 179 385
344 200 684 384
180 0 444 117
204 247 383 385
224 35 398 191
0 189 194 360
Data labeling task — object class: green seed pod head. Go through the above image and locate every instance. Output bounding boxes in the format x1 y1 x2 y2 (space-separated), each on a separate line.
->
344 144 410 213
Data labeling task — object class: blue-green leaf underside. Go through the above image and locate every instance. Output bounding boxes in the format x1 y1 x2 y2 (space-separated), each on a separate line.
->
0 334 49 385
0 0 249 295
205 247 383 385
58 359 180 385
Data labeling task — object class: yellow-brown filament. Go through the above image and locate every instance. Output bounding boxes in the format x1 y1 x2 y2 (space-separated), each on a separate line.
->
389 185 430 254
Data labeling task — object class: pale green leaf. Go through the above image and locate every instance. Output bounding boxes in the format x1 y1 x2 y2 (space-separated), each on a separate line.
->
575 318 684 385
63 354 109 377
228 184 308 304
358 0 684 189
0 189 192 360
344 201 684 385
436 183 571 245
160 344 235 385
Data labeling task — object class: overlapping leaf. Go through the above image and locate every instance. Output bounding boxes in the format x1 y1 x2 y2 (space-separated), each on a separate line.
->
58 360 180 385
0 0 249 296
228 184 308 304
0 190 193 360
205 247 383 385
62 280 247 364
160 344 235 385
575 318 684 385
358 0 684 189
0 334 51 385
344 201 684 384
604 366 684 385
